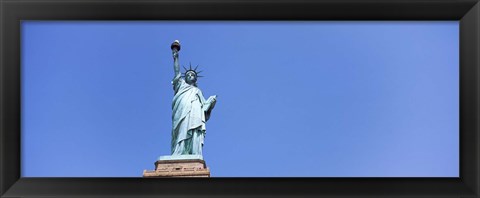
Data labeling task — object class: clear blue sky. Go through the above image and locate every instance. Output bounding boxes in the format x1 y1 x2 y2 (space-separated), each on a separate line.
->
21 21 459 177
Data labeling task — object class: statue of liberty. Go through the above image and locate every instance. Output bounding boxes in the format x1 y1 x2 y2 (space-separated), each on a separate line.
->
170 40 217 156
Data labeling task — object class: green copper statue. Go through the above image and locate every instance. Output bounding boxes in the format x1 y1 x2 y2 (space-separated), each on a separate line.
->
170 40 217 156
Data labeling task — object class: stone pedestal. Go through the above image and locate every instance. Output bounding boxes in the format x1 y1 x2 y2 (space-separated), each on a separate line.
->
143 155 210 177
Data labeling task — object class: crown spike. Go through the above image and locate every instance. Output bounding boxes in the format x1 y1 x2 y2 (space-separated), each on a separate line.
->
180 62 205 78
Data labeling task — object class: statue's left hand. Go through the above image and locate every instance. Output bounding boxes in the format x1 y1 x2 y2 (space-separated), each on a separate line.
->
208 95 217 109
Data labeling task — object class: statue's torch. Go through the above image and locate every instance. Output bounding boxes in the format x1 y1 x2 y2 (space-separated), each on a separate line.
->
171 40 181 64
171 40 181 53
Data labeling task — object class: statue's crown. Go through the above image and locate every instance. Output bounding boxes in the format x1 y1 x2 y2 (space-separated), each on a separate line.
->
181 62 203 78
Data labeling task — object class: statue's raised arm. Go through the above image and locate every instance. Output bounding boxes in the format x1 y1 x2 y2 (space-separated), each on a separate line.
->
171 40 181 79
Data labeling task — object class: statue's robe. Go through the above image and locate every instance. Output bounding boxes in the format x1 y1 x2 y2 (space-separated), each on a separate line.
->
171 75 212 155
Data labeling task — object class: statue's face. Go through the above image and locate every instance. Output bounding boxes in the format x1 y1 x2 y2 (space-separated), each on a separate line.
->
185 71 197 85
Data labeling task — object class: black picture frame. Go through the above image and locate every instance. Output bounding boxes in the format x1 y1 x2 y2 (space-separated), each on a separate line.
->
1 0 479 197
